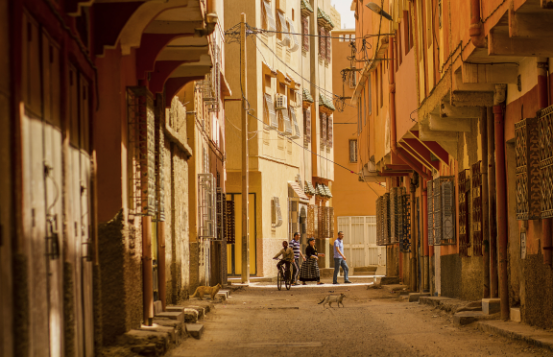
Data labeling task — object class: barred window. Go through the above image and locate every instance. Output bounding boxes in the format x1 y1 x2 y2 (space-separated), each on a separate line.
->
349 140 358 163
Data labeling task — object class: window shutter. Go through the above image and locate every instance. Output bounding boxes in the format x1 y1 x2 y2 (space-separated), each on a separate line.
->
472 162 483 255
427 180 434 246
326 28 331 61
327 115 333 147
319 27 326 58
264 93 278 129
349 140 357 162
263 0 277 33
302 16 309 51
313 205 319 238
329 207 334 238
320 112 327 146
376 197 382 246
458 169 470 257
304 107 311 144
225 200 235 244
290 107 300 139
441 177 455 243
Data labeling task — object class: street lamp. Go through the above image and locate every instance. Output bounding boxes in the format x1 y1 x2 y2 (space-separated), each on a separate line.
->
365 2 393 21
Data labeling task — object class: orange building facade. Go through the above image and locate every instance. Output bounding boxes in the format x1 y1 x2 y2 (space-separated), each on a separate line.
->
352 0 553 329
331 28 386 271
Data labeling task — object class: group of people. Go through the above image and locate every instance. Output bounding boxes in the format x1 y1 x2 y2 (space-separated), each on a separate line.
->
273 231 353 286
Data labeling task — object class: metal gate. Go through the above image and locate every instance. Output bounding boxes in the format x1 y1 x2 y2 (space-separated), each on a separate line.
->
337 216 386 268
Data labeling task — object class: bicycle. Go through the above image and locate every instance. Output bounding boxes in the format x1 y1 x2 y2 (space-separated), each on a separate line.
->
274 258 292 291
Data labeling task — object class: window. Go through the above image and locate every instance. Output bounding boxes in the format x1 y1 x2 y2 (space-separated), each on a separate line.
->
326 28 331 62
304 107 311 144
368 74 372 115
349 140 358 163
320 112 327 145
277 11 291 45
302 16 309 51
262 0 277 32
375 70 379 115
379 64 383 108
271 197 283 228
318 26 326 59
339 35 343 42
327 115 333 147
403 10 411 54
425 0 433 49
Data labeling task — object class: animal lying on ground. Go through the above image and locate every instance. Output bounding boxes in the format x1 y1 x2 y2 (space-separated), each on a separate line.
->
191 283 222 300
318 293 346 308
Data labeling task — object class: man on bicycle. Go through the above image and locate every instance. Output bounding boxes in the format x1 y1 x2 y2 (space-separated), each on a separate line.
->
273 241 295 280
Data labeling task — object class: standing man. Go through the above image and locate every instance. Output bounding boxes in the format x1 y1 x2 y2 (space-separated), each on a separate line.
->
333 231 352 284
289 232 305 286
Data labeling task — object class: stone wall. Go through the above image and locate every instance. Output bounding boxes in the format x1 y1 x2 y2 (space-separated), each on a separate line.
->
97 211 143 345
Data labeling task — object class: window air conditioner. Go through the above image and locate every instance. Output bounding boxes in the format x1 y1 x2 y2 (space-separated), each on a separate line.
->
275 94 288 110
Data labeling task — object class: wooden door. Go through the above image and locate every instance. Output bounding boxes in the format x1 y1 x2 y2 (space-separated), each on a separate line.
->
338 216 385 268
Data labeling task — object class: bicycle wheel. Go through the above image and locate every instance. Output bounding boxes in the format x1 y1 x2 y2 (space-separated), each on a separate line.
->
277 270 283 291
285 270 291 290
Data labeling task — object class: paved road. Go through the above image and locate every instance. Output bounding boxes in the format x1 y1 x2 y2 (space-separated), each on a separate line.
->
168 281 550 357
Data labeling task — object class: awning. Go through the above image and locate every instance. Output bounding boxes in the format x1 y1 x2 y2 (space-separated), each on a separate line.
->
289 181 310 202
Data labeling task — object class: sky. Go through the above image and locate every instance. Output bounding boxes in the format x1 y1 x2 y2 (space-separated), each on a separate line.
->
331 0 356 29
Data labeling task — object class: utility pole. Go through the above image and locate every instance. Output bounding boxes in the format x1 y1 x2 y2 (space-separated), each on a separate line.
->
240 13 250 284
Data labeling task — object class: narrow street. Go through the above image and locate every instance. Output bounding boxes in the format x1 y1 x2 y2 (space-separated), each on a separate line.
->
168 280 551 357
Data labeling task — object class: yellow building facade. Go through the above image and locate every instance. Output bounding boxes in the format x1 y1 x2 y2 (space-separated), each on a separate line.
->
224 0 337 278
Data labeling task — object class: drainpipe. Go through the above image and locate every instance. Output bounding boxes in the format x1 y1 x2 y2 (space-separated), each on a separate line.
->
469 0 486 48
481 107 490 298
538 59 552 266
422 177 429 291
494 84 509 321
143 217 154 325
410 179 417 292
389 35 431 182
488 107 498 297
158 221 167 311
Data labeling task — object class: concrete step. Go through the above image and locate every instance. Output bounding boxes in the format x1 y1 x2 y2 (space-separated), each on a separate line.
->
152 318 185 337
166 305 199 323
383 284 409 293
408 293 431 302
218 289 231 299
351 266 378 276
453 311 500 326
379 276 400 285
155 311 184 324
482 298 501 315
117 329 171 356
511 308 522 322
186 323 204 339
140 323 177 343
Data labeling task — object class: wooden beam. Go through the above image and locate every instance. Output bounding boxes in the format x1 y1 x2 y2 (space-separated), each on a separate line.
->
430 114 472 132
410 130 450 165
401 138 440 170
509 7 553 38
489 28 553 57
379 172 410 177
462 62 518 84
396 147 427 176
384 164 412 171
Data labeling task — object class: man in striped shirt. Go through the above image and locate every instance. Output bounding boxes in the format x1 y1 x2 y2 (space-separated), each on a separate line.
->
289 232 305 286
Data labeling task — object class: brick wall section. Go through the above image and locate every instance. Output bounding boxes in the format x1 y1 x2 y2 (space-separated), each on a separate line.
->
97 210 143 345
